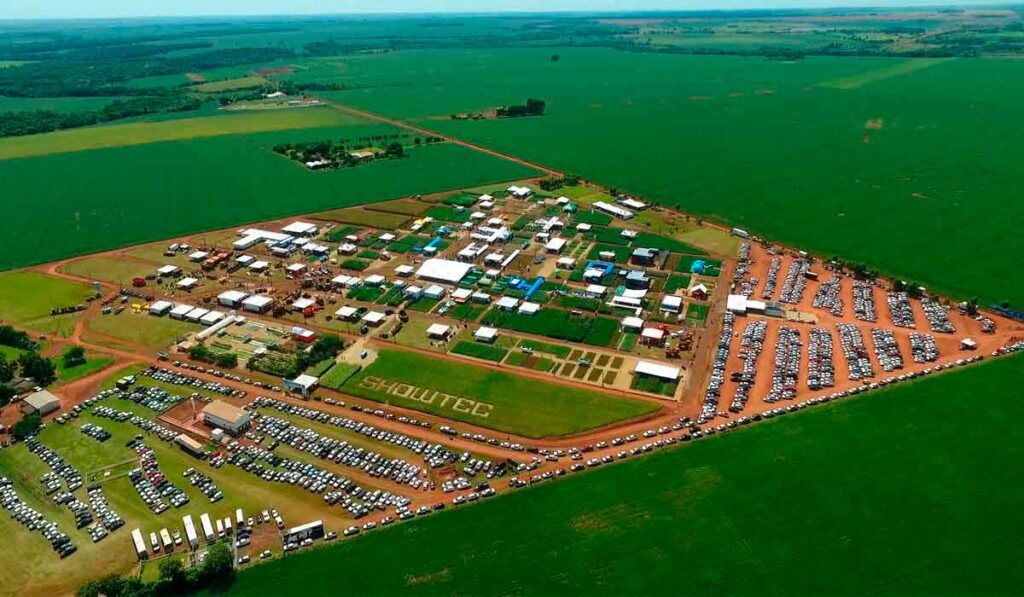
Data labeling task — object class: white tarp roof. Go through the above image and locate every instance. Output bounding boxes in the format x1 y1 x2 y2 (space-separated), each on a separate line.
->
635 360 681 380
177 277 199 288
242 295 273 308
518 301 540 314
336 306 358 318
727 294 747 313
416 258 474 284
218 290 248 303
281 221 318 235
474 326 498 340
362 311 386 323
622 316 645 329
426 323 451 337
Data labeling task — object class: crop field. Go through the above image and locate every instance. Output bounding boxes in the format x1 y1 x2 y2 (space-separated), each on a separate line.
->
0 107 363 160
0 272 94 337
0 138 538 271
339 349 659 438
312 48 1024 304
228 353 1024 596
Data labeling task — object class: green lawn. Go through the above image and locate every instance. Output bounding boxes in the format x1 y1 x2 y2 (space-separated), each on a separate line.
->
228 353 1024 596
0 271 95 337
85 311 198 350
55 355 115 385
339 348 659 438
317 362 361 390
450 340 507 362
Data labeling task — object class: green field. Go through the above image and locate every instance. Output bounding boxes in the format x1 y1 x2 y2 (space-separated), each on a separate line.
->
340 349 658 438
0 272 95 337
228 353 1024 596
0 107 360 160
0 138 538 272
85 311 197 350
312 48 1024 304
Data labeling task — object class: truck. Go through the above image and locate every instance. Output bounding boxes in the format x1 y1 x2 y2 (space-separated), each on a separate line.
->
131 528 147 560
160 528 173 551
200 513 215 542
182 515 199 549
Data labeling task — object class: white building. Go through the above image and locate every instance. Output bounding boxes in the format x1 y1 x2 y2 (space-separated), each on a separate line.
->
241 295 274 313
176 277 199 290
416 258 474 284
474 326 499 343
218 290 248 308
593 201 634 220
149 300 173 316
281 221 319 236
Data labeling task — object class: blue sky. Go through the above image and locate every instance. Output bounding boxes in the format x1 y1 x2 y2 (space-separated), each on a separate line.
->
0 0 1008 20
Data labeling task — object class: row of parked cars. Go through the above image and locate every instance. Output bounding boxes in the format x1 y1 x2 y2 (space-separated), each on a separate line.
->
886 291 916 329
730 319 766 412
853 281 878 322
702 312 736 423
761 256 782 299
93 405 178 442
808 327 836 390
122 385 185 412
909 333 940 363
0 478 75 558
87 486 124 533
922 297 955 334
128 444 189 514
145 365 244 398
779 259 810 304
871 328 905 373
254 414 427 489
80 422 111 443
25 437 82 492
837 323 876 381
183 468 224 503
253 397 462 473
813 275 844 316
765 326 802 403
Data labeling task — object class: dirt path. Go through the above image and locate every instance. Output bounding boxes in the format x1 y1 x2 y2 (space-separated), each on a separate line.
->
322 100 560 177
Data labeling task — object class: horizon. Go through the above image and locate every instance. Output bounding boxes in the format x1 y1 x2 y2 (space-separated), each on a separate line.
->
0 0 1015 22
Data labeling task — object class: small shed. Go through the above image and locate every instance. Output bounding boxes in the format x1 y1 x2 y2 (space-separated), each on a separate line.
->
427 323 451 340
474 326 499 343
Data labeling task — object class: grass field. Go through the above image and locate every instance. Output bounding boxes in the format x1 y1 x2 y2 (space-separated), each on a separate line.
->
0 107 361 160
192 76 268 93
0 138 538 272
85 311 197 350
227 352 1024 596
55 355 115 385
340 349 658 438
59 256 156 285
312 48 1024 304
0 272 95 337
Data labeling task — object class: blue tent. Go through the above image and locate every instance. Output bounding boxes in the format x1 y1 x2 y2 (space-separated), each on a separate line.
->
690 259 706 275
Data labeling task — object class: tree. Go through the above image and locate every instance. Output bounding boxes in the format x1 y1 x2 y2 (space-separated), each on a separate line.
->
551 54 560 62
0 356 12 383
199 542 236 589
384 141 405 158
13 413 41 440
18 352 55 386
62 345 86 368
158 557 186 591
0 386 14 408
966 297 980 316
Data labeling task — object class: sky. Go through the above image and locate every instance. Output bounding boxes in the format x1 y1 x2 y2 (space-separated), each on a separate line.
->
0 0 1010 20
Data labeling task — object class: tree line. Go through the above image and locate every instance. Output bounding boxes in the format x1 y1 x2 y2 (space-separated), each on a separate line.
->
0 95 202 138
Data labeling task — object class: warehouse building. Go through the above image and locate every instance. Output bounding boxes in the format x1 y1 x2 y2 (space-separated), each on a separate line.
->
21 390 60 416
202 400 251 435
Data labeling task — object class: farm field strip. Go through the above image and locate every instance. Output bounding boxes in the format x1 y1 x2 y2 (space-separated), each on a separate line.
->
0 107 366 160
